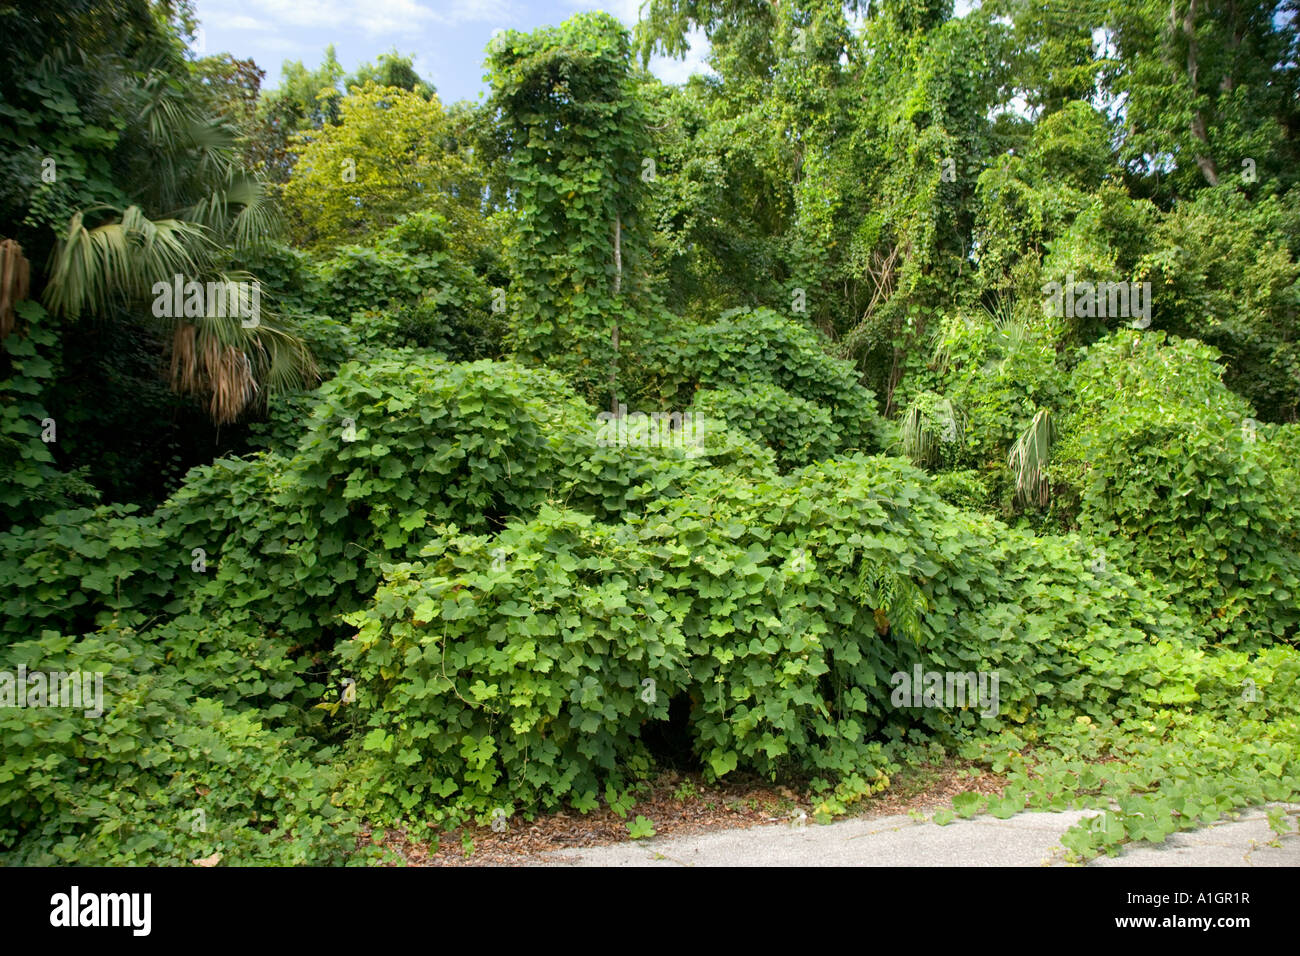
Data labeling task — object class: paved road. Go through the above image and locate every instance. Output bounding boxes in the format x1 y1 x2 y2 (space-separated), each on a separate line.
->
537 804 1300 867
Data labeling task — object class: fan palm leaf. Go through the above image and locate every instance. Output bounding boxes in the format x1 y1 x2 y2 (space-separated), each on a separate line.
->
185 172 284 247
170 312 317 424
1008 408 1054 508
42 205 214 319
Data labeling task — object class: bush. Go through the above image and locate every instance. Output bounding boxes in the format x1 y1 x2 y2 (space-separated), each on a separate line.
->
335 454 1190 825
553 410 777 522
1060 332 1300 647
227 241 323 317
0 504 179 643
695 382 840 469
309 213 506 362
1137 186 1300 421
929 469 992 510
158 352 589 651
0 626 361 865
671 308 885 453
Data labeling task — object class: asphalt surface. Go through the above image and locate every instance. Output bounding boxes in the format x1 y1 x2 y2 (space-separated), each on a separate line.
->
536 804 1300 867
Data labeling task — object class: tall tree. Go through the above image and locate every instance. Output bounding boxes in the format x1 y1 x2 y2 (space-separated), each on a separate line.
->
1107 0 1299 196
0 0 315 510
486 12 656 406
281 82 483 250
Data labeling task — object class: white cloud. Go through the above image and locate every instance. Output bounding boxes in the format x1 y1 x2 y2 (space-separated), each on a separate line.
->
260 0 432 34
256 36 315 55
431 0 522 26
564 0 648 28
225 14 270 30
648 27 714 85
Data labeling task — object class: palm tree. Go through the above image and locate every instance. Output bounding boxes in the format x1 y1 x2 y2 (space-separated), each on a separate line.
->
37 49 316 425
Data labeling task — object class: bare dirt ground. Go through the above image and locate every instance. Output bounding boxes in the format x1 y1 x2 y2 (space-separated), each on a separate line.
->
358 760 1009 866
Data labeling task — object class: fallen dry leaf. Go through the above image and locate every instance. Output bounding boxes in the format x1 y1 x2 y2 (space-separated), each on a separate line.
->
357 761 1012 867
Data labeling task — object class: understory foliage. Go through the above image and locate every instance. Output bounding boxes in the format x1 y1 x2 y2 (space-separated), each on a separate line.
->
694 383 839 469
666 307 888 454
1060 332 1300 647
957 642 1300 861
159 353 589 654
338 454 1206 827
0 626 362 865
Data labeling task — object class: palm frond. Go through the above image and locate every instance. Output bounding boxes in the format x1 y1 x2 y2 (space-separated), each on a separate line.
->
0 239 31 338
1008 408 1054 508
138 73 193 153
995 312 1029 355
901 392 965 467
185 173 284 247
926 321 952 375
131 69 241 211
43 206 214 319
167 276 317 424
186 115 239 181
169 323 254 425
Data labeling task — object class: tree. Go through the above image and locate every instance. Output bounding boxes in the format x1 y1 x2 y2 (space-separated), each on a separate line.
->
639 1 1010 408
1107 0 1299 196
486 12 657 406
280 82 484 251
191 54 265 135
1 0 315 486
345 50 435 98
247 47 347 184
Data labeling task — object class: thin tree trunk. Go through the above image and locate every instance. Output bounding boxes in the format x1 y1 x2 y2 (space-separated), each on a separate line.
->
613 214 622 296
1220 0 1240 93
610 214 621 414
1182 0 1220 185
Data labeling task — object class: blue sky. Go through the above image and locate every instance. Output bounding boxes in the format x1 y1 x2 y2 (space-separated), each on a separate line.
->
190 0 714 105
